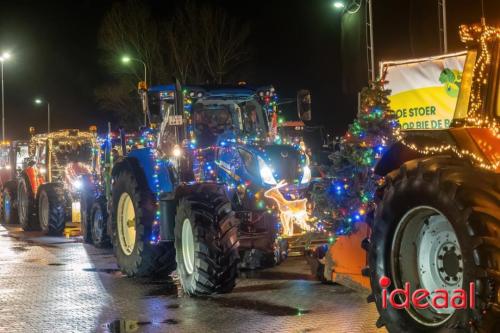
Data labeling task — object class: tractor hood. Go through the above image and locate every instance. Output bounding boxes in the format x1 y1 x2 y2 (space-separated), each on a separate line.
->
243 143 310 188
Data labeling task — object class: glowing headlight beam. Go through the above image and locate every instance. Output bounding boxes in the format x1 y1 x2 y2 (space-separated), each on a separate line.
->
258 157 277 185
301 165 311 184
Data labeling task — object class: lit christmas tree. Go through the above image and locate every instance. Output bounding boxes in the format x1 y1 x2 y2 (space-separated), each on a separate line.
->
311 80 398 236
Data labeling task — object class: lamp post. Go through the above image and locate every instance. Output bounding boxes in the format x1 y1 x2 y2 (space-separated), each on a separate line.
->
122 55 147 85
333 0 375 81
0 52 11 141
35 98 50 133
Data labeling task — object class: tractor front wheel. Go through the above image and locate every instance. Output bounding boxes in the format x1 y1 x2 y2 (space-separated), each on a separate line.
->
80 194 93 243
90 197 111 248
37 183 66 236
175 192 239 295
111 167 175 277
367 161 500 332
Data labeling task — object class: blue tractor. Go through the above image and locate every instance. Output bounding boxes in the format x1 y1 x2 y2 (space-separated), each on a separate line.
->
109 81 313 295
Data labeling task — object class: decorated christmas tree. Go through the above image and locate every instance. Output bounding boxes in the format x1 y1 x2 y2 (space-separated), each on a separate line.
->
311 80 398 236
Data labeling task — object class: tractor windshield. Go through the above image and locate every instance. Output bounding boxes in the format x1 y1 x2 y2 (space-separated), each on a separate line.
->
453 49 478 121
193 99 267 146
53 139 93 165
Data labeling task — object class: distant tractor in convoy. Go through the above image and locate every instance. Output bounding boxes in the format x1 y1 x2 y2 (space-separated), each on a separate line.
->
0 140 30 224
80 129 139 247
108 81 313 295
17 129 98 235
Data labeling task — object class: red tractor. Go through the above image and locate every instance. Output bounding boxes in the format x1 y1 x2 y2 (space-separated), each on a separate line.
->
17 129 98 235
0 140 30 224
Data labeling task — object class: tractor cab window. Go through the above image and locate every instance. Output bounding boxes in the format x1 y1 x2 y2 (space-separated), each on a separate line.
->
35 144 46 165
494 42 500 118
0 147 9 168
238 100 267 136
193 103 233 147
454 49 478 122
16 145 29 170
53 140 93 165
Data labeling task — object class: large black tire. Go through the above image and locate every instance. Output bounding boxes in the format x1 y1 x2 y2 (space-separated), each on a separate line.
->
239 213 286 270
80 193 93 243
111 165 175 278
305 244 330 283
37 183 67 236
175 191 239 295
367 159 500 332
2 181 18 224
90 197 111 248
17 175 39 231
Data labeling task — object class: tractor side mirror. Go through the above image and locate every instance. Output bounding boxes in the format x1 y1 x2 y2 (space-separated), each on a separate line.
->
297 90 312 121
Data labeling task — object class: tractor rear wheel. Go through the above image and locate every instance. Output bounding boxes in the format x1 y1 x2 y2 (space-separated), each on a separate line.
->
38 183 66 236
2 181 18 224
17 176 38 231
175 192 239 295
367 161 500 332
90 197 111 248
111 166 175 277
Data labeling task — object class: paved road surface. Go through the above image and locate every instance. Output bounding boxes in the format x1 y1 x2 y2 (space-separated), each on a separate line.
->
0 225 385 333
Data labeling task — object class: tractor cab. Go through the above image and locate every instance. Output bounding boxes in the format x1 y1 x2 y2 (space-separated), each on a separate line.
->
29 129 97 186
0 141 29 186
377 24 500 176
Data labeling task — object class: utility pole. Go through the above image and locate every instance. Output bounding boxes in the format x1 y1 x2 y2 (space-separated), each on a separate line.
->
367 0 375 81
438 0 448 54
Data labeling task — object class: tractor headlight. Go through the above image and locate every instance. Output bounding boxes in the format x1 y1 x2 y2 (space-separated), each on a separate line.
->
258 157 277 185
301 165 311 184
172 145 182 157
72 179 83 190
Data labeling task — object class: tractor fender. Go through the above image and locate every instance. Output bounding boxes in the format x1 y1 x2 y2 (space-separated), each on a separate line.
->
112 148 174 194
374 141 423 177
383 155 474 180
24 167 41 196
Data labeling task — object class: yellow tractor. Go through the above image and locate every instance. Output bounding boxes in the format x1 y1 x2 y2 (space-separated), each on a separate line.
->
328 23 499 332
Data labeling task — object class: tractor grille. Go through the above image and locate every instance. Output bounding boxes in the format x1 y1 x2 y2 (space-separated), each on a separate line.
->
274 150 300 184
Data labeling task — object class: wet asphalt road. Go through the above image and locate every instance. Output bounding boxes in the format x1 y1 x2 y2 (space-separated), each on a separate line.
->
0 225 385 333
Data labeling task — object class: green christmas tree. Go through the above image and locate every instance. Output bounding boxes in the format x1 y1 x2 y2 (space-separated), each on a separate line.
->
311 80 398 236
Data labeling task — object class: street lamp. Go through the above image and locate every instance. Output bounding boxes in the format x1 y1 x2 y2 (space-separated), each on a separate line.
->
35 98 51 133
333 1 345 9
121 55 147 85
333 0 375 81
122 55 148 125
0 51 11 141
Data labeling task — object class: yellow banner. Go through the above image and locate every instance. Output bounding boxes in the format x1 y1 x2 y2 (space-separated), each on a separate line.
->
382 52 466 130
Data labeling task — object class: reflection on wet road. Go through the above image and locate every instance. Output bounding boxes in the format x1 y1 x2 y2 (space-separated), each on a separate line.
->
0 226 385 333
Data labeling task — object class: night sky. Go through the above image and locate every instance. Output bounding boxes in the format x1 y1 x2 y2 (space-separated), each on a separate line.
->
0 0 499 139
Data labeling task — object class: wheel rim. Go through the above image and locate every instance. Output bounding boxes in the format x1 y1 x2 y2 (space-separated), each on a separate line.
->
39 191 49 231
117 193 136 255
92 206 103 242
182 218 195 275
391 206 463 327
